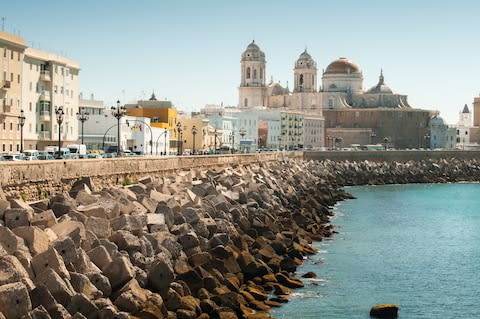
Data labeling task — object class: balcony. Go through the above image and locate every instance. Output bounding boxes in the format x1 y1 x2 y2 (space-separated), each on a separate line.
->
39 110 51 122
1 81 10 91
1 104 12 114
40 70 51 82
39 91 51 101
38 131 51 140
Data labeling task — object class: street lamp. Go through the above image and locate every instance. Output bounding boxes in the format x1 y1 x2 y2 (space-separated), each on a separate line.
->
111 100 127 157
18 109 25 153
383 137 389 150
214 128 218 154
76 107 89 145
370 131 376 144
229 132 235 153
239 127 246 153
191 125 198 155
424 134 430 149
176 122 182 155
55 106 64 159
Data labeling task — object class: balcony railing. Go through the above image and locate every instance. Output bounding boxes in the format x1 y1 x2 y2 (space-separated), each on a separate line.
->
39 110 51 122
38 131 51 140
39 91 51 101
40 70 51 82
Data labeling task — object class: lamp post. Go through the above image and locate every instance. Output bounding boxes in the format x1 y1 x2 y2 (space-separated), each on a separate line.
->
176 122 182 155
214 129 218 154
229 132 235 153
370 131 376 144
383 137 389 150
424 134 430 149
191 125 197 155
55 106 64 159
18 109 25 153
76 106 89 145
239 127 246 153
111 100 127 157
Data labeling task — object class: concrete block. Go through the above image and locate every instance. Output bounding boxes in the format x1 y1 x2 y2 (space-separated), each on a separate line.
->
85 217 110 239
87 273 111 298
28 199 49 214
69 272 101 300
146 213 164 226
103 256 135 290
51 202 74 218
149 190 171 203
87 246 112 271
13 226 50 256
71 250 100 275
0 226 29 255
178 231 200 250
109 215 146 234
0 200 11 219
9 198 34 214
30 210 57 229
0 255 34 290
50 220 85 248
141 196 158 214
109 230 142 252
30 305 51 319
67 293 99 319
0 282 32 319
31 247 70 279
4 208 31 229
76 204 106 219
52 237 78 265
147 258 175 295
34 268 75 306
92 239 119 259
74 191 98 206
96 198 120 220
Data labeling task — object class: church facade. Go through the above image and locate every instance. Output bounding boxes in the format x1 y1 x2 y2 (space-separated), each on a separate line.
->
238 41 435 149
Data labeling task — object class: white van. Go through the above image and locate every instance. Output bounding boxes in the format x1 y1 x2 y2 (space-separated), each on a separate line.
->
23 150 39 157
67 144 87 158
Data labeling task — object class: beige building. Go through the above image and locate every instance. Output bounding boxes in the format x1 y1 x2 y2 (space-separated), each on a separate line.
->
23 48 80 150
0 31 27 153
1 30 80 152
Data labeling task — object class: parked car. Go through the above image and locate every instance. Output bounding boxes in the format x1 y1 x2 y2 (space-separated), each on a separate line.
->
2 154 25 161
37 153 55 160
24 155 39 161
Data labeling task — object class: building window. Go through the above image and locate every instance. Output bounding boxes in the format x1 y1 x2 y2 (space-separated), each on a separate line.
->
3 48 6 58
10 50 13 59
260 67 263 79
10 122 13 131
54 85 58 93
246 67 251 79
16 144 19 152
17 74 20 84
10 73 13 82
328 99 334 108
253 69 257 79
2 144 4 152
299 74 304 86
29 102 32 111
244 98 248 107
17 52 20 61
30 63 32 70
55 65 58 74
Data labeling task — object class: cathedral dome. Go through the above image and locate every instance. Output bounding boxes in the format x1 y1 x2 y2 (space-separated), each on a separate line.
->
269 82 287 96
324 57 361 75
295 49 317 69
241 40 265 62
367 70 394 94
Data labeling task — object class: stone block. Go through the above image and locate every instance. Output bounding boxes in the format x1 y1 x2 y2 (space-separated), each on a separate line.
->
92 239 119 259
149 190 171 203
29 286 71 319
52 237 78 265
76 204 106 219
109 230 142 252
50 220 85 248
31 247 70 279
0 226 29 255
34 268 75 306
13 226 50 256
69 177 96 199
51 202 74 218
71 249 100 275
103 256 135 290
67 293 99 319
147 258 175 295
30 305 51 319
9 198 34 213
85 217 110 239
31 210 57 229
0 282 32 319
0 255 34 290
74 191 98 206
87 246 112 271
0 200 10 219
87 273 111 298
125 183 147 195
109 215 146 233
141 196 158 214
146 213 164 228
69 272 101 300
28 199 49 214
4 208 31 229
178 231 200 250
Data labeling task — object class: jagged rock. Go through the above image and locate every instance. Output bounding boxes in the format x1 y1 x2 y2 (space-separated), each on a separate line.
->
34 268 75 305
67 293 99 319
4 208 32 228
69 272 102 300
30 305 52 319
50 220 85 248
147 258 175 295
103 256 135 291
52 237 78 265
370 304 399 318
31 210 57 229
87 246 112 271
87 273 112 297
0 282 32 319
0 255 34 289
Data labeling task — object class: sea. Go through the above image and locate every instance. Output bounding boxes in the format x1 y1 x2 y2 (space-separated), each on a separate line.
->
273 183 480 319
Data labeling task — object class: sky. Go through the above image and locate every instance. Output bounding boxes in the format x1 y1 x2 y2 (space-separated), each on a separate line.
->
2 0 480 124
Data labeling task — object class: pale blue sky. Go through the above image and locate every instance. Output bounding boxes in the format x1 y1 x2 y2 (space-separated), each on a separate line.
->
2 0 479 123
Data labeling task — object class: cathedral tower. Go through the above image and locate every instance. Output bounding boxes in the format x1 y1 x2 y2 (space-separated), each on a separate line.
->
293 49 317 93
239 41 266 108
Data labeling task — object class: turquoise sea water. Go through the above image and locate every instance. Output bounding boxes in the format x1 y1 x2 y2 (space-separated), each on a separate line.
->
273 183 480 319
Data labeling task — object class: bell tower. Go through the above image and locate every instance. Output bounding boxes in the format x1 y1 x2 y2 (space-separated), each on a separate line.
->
294 49 317 93
239 41 267 108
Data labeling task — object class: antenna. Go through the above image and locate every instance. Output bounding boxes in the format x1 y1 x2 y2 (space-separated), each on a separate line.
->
1 17 5 32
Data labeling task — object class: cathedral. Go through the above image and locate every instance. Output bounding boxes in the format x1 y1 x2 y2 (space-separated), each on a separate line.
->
238 41 434 149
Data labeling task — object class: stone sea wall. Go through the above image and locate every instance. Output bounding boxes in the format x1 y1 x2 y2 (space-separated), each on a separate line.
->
0 156 479 319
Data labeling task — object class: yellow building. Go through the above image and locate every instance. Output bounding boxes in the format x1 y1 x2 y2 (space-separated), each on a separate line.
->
0 31 26 153
125 93 177 153
174 118 208 154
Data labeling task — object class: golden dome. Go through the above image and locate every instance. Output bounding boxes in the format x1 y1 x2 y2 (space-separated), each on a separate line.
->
324 57 361 75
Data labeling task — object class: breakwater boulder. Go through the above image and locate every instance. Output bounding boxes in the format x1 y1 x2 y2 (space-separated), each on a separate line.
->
0 160 350 318
370 303 399 318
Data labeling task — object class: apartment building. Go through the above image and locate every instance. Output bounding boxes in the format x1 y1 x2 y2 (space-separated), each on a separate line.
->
0 31 26 153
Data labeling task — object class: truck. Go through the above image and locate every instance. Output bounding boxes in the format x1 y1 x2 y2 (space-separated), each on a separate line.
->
67 144 87 158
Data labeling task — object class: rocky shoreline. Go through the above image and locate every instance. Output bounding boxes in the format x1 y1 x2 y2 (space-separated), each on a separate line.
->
0 158 479 319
